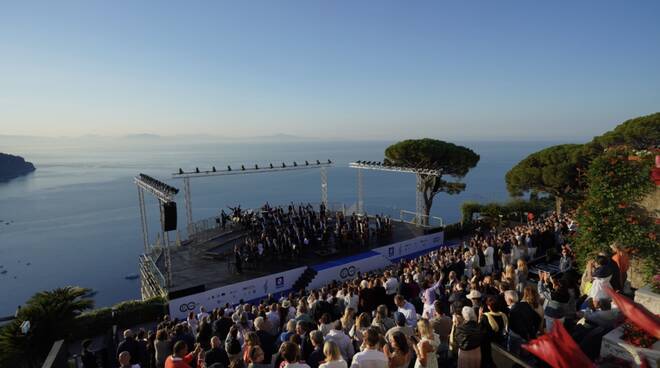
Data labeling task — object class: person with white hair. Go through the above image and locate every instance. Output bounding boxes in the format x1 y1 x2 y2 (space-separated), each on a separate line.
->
455 306 482 368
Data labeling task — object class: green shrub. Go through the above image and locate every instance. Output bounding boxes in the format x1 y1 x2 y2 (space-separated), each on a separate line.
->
574 147 658 282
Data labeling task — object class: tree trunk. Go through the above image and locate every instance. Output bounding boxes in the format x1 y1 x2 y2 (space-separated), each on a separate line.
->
555 196 563 215
422 196 432 226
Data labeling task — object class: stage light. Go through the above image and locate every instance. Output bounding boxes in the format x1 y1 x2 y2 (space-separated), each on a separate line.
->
227 166 232 171
179 168 184 174
241 165 246 171
327 159 332 164
195 167 200 173
316 160 321 165
270 163 274 169
294 161 298 167
305 160 309 166
282 162 286 168
255 164 259 169
212 166 216 172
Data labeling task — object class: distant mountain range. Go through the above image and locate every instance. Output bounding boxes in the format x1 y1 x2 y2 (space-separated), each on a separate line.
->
0 153 36 181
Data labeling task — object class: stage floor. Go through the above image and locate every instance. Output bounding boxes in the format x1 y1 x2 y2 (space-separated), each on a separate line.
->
155 220 426 296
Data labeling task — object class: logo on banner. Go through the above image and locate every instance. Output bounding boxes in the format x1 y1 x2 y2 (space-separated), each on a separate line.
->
276 276 284 288
340 266 357 279
179 301 197 313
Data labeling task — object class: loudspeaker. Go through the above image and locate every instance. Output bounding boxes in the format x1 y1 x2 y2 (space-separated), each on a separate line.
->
161 201 177 231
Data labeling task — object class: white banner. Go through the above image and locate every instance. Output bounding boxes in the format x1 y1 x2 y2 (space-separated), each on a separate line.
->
373 232 444 261
168 266 306 320
308 251 391 290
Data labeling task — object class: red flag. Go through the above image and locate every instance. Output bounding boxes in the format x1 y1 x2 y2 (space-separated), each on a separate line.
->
606 287 660 339
522 322 593 368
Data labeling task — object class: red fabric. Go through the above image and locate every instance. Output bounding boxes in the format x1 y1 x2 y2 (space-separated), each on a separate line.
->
164 353 194 368
606 288 660 339
522 321 593 368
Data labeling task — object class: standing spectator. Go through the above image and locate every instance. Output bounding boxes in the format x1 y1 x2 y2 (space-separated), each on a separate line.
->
205 336 230 368
455 307 481 368
81 339 98 368
385 312 414 340
118 351 135 368
307 330 326 368
164 341 202 368
350 327 388 368
325 321 354 362
213 309 234 340
515 259 528 295
478 297 507 368
412 319 438 368
394 295 417 327
429 301 452 345
155 329 172 368
505 290 539 356
117 330 141 366
320 341 348 368
296 321 315 361
254 316 276 363
371 305 395 334
242 332 265 365
610 242 630 288
382 331 411 368
225 326 243 363
281 342 311 368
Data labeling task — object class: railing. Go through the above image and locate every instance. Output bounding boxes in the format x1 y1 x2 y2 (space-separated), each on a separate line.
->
399 210 443 227
42 340 67 368
139 254 167 299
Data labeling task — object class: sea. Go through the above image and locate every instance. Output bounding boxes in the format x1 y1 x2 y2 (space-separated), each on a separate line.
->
0 138 565 316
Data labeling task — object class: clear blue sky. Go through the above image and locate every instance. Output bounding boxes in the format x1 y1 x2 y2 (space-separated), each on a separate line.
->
1 1 659 140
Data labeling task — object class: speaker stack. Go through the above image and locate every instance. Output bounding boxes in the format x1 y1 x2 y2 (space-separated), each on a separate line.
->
161 201 177 231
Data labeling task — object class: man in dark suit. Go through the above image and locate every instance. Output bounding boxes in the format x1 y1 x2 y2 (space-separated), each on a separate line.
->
296 321 314 361
205 336 230 368
255 317 276 363
306 330 325 368
116 329 141 365
505 290 541 355
213 309 234 340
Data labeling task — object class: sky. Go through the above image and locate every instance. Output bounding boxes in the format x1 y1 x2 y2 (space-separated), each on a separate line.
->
1 1 659 141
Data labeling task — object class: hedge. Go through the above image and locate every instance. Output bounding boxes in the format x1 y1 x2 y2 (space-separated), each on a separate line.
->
460 198 554 224
69 296 168 340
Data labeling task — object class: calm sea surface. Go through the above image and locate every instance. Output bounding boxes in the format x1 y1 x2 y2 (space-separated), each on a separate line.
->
0 139 563 316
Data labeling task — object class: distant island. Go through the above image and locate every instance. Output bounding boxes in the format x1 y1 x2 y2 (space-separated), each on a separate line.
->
0 153 36 181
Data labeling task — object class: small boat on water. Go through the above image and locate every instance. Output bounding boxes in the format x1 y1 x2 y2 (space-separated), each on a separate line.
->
124 274 139 280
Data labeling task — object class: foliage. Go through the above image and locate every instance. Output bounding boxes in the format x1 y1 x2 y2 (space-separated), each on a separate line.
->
384 139 479 220
443 221 478 240
505 144 588 213
70 296 167 340
590 112 660 151
0 286 167 367
574 147 658 281
621 319 658 348
0 286 94 368
460 198 554 224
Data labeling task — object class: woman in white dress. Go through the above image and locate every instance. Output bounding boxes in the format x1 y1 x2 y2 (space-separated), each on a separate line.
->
412 319 438 368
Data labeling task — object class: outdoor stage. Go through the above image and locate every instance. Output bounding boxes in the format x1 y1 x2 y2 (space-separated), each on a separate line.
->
155 219 444 320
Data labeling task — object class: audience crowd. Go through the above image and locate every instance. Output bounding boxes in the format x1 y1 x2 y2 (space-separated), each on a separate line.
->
85 210 632 368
